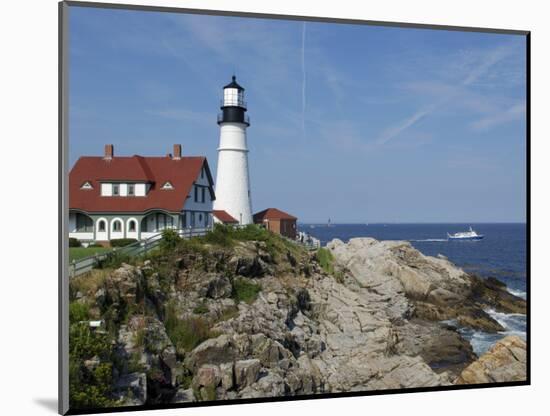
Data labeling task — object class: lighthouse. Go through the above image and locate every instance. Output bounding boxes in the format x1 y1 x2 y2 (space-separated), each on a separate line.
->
213 76 253 224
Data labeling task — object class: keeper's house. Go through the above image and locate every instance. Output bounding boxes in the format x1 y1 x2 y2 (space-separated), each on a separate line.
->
253 208 297 240
69 144 215 244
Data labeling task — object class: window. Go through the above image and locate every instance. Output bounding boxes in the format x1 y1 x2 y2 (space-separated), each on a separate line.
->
75 213 93 232
128 220 136 232
201 187 206 203
194 186 198 202
128 184 135 196
201 168 204 179
161 182 173 190
98 220 106 232
199 213 203 223
112 220 122 232
113 184 119 196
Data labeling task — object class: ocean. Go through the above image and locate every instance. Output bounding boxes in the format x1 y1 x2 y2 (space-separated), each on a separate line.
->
300 223 527 355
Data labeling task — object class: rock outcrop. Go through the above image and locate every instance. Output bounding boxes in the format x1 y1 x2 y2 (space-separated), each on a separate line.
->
455 336 527 384
69 234 526 408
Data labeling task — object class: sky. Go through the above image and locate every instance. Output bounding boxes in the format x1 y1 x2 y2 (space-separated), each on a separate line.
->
69 6 527 223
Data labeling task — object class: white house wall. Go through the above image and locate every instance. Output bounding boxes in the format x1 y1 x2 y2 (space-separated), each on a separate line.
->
183 165 214 212
110 218 124 240
96 217 108 241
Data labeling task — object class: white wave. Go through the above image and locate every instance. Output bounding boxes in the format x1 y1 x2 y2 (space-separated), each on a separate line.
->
450 308 527 356
485 308 526 336
507 288 527 299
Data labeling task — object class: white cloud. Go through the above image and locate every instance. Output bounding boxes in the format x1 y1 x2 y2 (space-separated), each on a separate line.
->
373 42 522 145
470 102 526 130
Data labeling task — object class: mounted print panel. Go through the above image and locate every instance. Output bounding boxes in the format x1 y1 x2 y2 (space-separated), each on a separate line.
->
59 1 529 414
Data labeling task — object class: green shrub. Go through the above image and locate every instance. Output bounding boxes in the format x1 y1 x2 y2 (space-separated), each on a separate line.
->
160 228 181 251
232 278 261 304
69 361 115 409
69 302 90 323
177 371 193 389
69 323 115 408
110 238 137 247
232 224 271 242
164 302 216 352
202 223 233 247
69 237 82 247
69 323 111 359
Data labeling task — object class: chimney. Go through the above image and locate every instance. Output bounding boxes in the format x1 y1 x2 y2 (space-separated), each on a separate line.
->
104 144 114 160
173 144 182 160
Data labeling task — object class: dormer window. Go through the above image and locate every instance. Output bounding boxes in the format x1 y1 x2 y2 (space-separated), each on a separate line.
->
80 181 93 190
113 184 120 196
161 181 174 190
128 184 135 196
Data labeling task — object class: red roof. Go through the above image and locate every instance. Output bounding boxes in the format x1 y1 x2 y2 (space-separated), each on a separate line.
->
69 155 214 213
253 208 297 221
212 210 239 224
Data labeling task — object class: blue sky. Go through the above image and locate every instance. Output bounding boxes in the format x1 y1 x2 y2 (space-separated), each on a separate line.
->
69 6 527 223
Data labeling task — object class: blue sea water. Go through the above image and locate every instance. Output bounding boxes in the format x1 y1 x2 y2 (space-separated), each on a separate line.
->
300 223 527 355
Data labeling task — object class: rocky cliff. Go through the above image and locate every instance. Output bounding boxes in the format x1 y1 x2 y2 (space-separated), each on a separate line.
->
68 229 526 409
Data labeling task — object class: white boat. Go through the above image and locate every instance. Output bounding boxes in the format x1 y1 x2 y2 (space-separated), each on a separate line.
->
447 226 484 240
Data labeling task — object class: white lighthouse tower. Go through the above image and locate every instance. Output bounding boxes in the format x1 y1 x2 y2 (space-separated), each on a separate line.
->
213 76 253 224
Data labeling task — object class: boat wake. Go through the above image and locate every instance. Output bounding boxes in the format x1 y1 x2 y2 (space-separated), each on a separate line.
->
409 238 448 242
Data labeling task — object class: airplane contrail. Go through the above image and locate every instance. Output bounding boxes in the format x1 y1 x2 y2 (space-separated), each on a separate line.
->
301 22 307 138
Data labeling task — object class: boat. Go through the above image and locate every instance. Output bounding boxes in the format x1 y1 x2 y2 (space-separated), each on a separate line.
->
447 226 484 240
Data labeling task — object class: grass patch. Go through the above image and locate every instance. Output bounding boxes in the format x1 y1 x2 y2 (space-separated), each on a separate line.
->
232 278 261 304
202 384 217 401
217 305 239 322
193 302 209 315
202 224 273 246
201 224 306 264
70 269 109 299
69 247 110 261
98 251 132 270
316 248 346 282
164 302 217 352
316 248 335 274
134 328 146 348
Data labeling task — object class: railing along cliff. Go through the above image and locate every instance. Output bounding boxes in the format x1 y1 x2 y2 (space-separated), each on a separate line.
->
68 227 210 278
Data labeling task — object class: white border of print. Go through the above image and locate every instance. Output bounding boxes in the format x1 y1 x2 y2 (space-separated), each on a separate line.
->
1 1 547 415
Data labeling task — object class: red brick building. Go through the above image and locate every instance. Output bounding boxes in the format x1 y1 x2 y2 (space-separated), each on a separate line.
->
253 208 297 239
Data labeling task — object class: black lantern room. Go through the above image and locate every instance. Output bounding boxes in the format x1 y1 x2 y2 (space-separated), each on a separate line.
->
218 76 250 126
